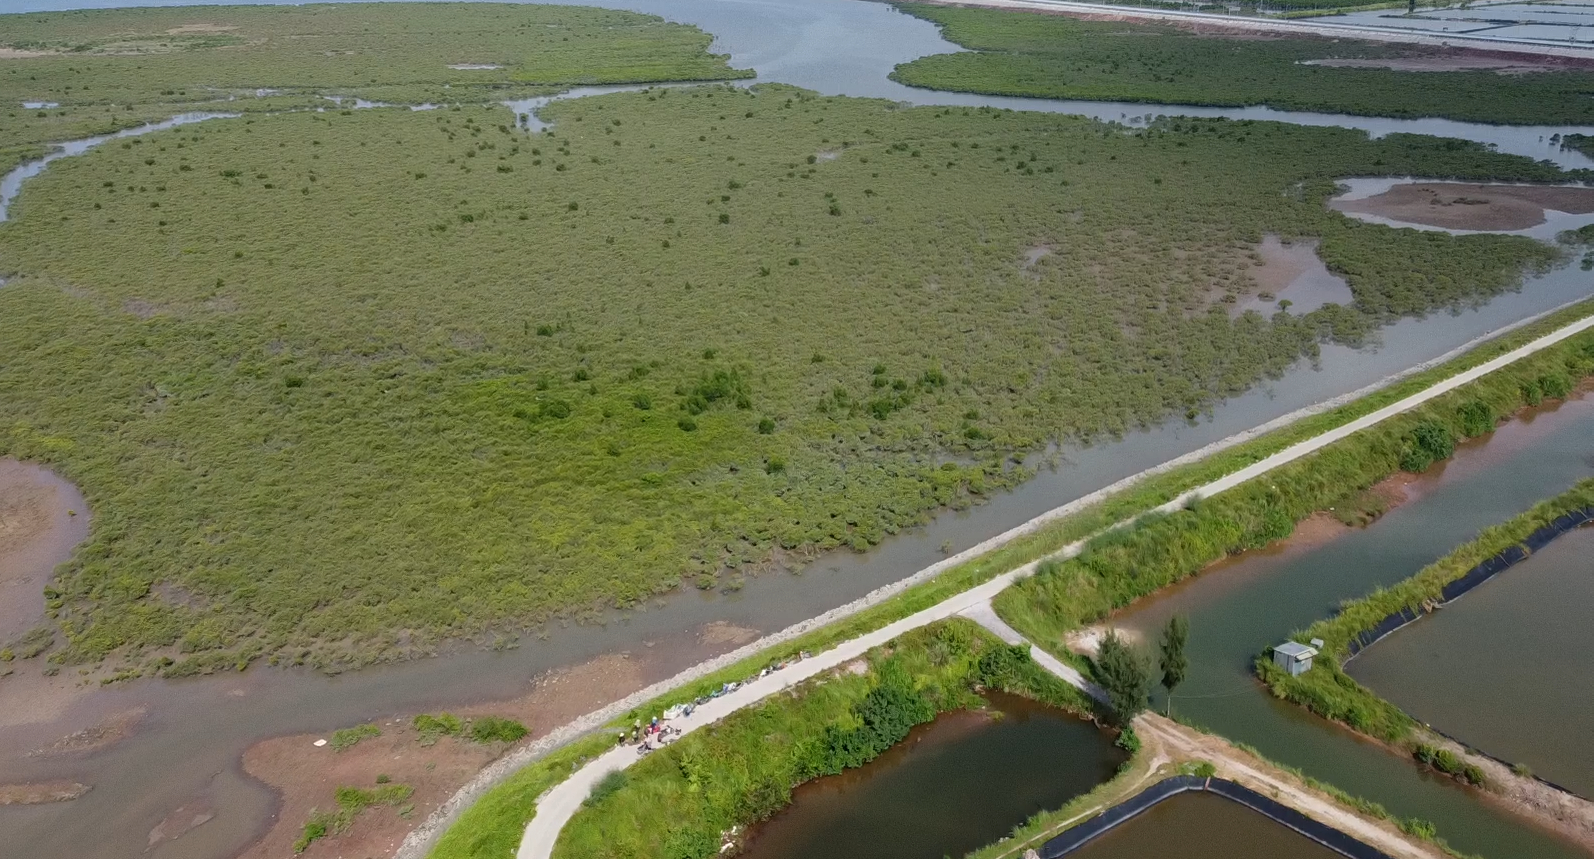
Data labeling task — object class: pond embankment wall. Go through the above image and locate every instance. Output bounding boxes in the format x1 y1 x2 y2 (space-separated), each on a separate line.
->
1344 508 1594 659
1038 775 1395 859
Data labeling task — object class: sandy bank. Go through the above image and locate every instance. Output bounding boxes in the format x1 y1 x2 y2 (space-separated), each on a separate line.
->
1332 183 1594 232
0 780 90 805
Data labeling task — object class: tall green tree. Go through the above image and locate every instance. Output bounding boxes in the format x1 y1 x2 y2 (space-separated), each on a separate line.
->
1159 615 1189 716
1096 630 1151 725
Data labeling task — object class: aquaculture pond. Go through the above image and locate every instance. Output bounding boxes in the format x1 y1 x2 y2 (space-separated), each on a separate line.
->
4 1 1594 858
1062 791 1344 859
736 692 1124 859
1348 525 1594 799
1105 390 1594 859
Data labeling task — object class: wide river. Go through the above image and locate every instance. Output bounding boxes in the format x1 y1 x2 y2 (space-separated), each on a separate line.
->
2 2 1593 858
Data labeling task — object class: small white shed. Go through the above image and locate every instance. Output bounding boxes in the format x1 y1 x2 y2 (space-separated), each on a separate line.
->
1272 641 1319 676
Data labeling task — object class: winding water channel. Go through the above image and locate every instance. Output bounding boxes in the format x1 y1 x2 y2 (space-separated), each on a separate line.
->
3 1 1594 858
1108 390 1594 859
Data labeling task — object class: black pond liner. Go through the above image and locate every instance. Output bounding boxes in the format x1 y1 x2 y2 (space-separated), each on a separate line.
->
1332 508 1594 801
1037 775 1394 859
1343 507 1593 659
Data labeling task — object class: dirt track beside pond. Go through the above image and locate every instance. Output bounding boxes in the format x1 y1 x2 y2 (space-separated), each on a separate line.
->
1333 183 1594 231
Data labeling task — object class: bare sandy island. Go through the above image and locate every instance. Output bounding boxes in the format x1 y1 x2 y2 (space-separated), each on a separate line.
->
0 780 90 805
1332 183 1594 231
0 460 89 646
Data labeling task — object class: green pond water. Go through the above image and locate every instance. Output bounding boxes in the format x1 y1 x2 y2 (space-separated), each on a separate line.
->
1064 791 1344 859
1349 525 1594 798
1109 392 1594 859
737 692 1124 859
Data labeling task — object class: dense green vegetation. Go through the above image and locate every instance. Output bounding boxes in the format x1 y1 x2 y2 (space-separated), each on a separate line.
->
0 3 749 173
1257 478 1594 753
889 4 1594 125
552 619 1102 859
995 329 1594 650
1 61 1579 670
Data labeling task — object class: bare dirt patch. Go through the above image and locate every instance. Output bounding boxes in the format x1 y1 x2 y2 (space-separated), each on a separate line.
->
1333 183 1594 232
0 459 90 645
0 47 62 59
165 24 239 35
697 621 759 647
1419 728 1594 850
239 651 650 859
0 780 90 805
1300 57 1558 74
1021 245 1053 272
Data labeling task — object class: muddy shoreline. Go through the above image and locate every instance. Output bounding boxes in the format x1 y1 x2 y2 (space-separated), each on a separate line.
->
1332 182 1594 232
0 459 89 648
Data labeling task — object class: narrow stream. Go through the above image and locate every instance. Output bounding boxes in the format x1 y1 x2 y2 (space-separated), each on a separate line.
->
3 2 1594 858
1348 526 1594 799
1106 391 1594 859
737 692 1124 859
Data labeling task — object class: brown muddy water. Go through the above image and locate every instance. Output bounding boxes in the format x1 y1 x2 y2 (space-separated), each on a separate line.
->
1105 390 1594 859
737 692 1123 859
1349 526 1594 799
1062 791 1344 859
1233 235 1354 317
0 460 88 648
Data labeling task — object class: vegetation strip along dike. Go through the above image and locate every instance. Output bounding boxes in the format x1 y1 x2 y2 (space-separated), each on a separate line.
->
1257 480 1594 847
887 2 1594 125
414 308 1594 859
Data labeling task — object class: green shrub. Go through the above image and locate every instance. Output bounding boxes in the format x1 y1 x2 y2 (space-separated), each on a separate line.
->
330 722 381 752
585 770 629 806
414 712 464 745
1456 400 1495 437
468 716 528 744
